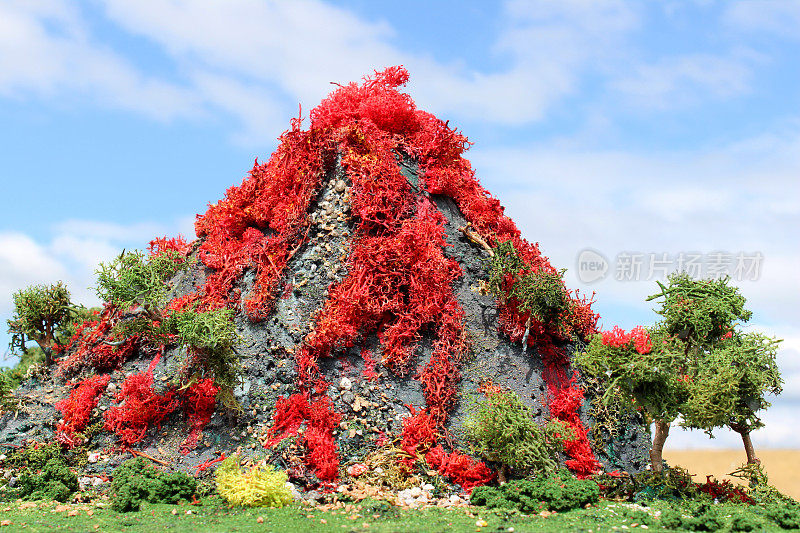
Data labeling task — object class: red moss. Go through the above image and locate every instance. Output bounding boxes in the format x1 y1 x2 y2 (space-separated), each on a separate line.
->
148 235 189 259
425 445 495 492
194 119 325 319
602 325 652 354
265 393 341 481
55 374 111 448
180 378 220 453
57 306 138 375
399 406 437 458
103 371 179 447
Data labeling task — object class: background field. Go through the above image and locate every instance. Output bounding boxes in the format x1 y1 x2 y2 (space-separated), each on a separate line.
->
664 449 800 499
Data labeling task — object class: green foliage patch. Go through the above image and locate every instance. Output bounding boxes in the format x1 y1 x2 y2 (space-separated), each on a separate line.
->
471 470 600 512
95 250 186 320
110 457 198 512
464 388 571 476
16 457 78 502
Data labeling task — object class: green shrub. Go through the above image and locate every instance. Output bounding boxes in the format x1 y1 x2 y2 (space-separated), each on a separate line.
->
168 308 240 389
8 442 63 471
95 250 186 320
17 457 78 502
632 467 700 502
487 242 570 330
729 510 766 532
110 458 197 512
764 503 800 530
470 470 599 513
464 389 571 478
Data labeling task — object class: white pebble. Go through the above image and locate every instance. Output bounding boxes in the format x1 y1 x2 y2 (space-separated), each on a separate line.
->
339 377 352 390
410 487 422 498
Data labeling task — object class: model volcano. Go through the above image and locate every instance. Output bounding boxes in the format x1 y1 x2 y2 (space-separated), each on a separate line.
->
0 67 649 490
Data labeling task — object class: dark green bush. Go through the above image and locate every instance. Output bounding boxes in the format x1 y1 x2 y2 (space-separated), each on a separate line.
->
470 470 599 513
764 503 800 530
110 457 197 512
729 510 766 532
17 457 78 502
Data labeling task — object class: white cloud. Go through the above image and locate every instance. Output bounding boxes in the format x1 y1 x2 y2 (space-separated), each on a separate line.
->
612 53 753 109
0 1 200 120
725 0 800 40
92 0 643 131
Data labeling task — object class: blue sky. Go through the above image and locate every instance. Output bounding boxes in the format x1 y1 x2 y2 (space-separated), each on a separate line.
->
1 0 798 449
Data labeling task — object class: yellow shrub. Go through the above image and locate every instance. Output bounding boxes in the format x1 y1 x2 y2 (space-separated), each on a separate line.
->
215 454 293 507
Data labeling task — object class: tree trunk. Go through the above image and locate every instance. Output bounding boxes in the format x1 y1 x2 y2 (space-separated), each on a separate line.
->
649 419 670 473
498 464 509 484
731 423 760 465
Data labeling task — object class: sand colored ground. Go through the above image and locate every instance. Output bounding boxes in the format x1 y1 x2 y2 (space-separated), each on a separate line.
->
664 449 800 500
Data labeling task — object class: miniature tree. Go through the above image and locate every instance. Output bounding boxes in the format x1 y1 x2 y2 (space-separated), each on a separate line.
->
576 325 688 472
680 332 782 464
646 273 780 465
7 282 73 365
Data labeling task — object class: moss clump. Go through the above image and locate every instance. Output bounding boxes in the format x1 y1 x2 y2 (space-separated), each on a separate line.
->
763 503 800 530
487 242 570 330
110 458 197 512
660 503 728 531
17 457 78 502
215 454 293 508
464 389 571 478
470 470 599 513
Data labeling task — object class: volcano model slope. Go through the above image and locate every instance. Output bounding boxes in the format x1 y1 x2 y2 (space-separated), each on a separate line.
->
0 67 650 489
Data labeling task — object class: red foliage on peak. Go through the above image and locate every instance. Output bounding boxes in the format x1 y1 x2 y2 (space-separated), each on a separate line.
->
189 65 601 478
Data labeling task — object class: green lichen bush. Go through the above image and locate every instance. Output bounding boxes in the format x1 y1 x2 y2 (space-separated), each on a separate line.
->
17 457 78 502
763 503 800 530
647 272 751 344
470 470 599 512
95 249 186 319
487 241 570 330
464 389 572 476
167 308 240 389
110 457 197 512
215 454 293 508
681 332 782 436
660 503 728 532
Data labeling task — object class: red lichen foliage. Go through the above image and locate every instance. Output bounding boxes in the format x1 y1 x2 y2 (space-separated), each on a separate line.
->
399 407 437 459
190 66 601 478
180 378 220 453
56 307 138 375
148 235 190 259
55 374 111 448
697 475 753 504
194 116 325 318
425 445 495 492
265 393 341 481
602 325 652 354
103 371 179 447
